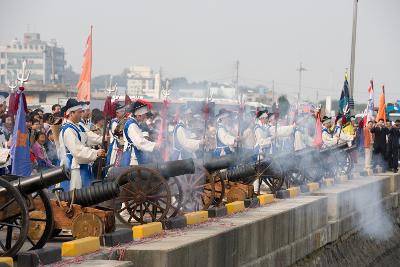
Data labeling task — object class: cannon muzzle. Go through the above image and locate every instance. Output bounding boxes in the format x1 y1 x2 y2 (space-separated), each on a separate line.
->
0 166 69 195
201 155 235 173
145 159 195 178
225 164 257 184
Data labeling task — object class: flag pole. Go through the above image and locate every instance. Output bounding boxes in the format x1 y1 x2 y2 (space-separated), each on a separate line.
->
89 25 93 101
349 0 358 109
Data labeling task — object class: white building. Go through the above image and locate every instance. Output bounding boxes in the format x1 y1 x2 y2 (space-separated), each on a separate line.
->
0 33 65 85
126 66 161 99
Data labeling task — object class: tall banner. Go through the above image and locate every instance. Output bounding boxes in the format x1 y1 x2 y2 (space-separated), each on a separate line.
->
11 87 32 176
77 26 93 101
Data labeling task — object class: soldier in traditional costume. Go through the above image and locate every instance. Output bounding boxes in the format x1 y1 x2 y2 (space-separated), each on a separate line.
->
79 101 93 130
171 106 203 160
59 99 105 190
213 109 238 157
253 109 274 160
121 100 159 166
321 116 338 147
106 103 127 167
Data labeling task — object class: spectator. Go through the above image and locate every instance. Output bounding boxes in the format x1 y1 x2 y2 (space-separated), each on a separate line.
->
32 132 54 171
29 118 41 147
0 128 10 175
42 113 52 133
364 121 374 171
33 109 44 117
371 119 389 169
91 110 105 137
387 120 400 173
45 130 59 166
52 104 61 114
1 114 14 140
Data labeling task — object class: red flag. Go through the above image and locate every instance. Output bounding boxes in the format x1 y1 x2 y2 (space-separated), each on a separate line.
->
125 93 132 105
376 85 386 123
77 26 93 101
157 100 169 161
8 91 16 115
313 112 322 148
103 96 114 118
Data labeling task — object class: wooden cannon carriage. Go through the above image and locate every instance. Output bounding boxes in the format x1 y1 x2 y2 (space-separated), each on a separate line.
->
0 167 69 257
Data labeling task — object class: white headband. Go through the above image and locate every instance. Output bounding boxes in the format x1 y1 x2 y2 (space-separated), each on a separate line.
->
259 112 269 119
66 105 83 116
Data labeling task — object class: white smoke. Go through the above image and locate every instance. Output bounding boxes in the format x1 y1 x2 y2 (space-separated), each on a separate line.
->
353 176 394 240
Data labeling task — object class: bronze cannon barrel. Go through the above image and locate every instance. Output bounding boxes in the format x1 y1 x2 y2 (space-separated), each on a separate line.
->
0 166 69 195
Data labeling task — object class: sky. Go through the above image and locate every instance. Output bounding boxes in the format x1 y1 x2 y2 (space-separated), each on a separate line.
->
1 0 399 104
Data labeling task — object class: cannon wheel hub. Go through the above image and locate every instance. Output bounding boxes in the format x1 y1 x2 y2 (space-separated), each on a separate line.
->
72 213 104 239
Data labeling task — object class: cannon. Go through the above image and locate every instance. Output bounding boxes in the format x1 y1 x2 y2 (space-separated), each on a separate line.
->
102 159 196 226
0 167 69 257
280 143 356 188
35 181 120 240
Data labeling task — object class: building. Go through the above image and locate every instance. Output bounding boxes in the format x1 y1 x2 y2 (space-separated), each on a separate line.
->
126 66 161 99
0 33 65 85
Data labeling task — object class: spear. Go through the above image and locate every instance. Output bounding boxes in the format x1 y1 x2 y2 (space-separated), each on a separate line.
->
96 77 117 179
202 85 213 159
158 80 170 161
7 75 17 115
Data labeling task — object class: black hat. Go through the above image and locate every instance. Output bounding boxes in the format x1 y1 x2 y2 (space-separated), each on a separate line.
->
256 109 269 119
216 109 233 120
127 100 152 115
61 98 82 117
79 101 90 110
115 102 127 113
322 116 331 124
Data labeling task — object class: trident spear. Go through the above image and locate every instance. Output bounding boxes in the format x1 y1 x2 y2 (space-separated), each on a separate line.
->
17 60 31 87
7 76 17 115
96 77 117 179
202 85 213 159
236 89 244 155
158 80 171 161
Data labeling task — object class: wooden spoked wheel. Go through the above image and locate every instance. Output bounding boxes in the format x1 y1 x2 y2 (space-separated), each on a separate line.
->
25 190 54 251
179 164 215 212
335 151 353 175
167 177 183 218
0 178 29 257
298 154 324 183
284 168 304 188
114 166 171 226
256 157 284 194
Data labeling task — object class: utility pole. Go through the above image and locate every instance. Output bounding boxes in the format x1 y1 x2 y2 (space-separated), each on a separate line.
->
349 0 358 109
297 62 307 106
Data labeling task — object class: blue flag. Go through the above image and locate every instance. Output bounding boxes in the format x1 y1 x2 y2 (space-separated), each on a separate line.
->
11 90 32 176
338 77 350 116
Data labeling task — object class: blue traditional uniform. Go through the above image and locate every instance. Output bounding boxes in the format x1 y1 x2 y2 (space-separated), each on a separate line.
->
172 122 192 160
121 117 155 166
253 123 272 160
213 123 234 157
60 122 94 190
106 118 119 166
